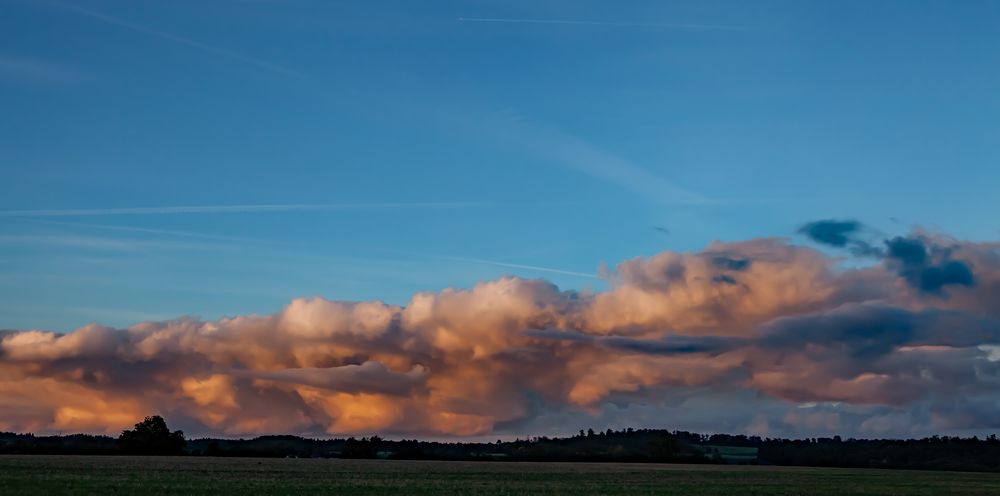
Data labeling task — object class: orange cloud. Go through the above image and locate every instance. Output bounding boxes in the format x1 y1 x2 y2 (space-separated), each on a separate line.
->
2 231 1000 437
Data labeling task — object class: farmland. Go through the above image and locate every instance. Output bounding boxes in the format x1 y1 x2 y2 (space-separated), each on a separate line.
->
2 455 1000 495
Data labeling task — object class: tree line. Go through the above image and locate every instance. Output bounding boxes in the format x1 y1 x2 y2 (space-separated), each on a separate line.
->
2 416 1000 472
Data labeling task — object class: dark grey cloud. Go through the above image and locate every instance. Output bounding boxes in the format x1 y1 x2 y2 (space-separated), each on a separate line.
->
799 220 976 295
757 304 1000 356
552 302 1000 408
710 256 751 272
885 236 975 294
250 362 427 396
885 236 927 265
525 329 742 356
799 219 864 248
546 302 993 362
599 335 744 355
566 304 1000 363
798 219 884 257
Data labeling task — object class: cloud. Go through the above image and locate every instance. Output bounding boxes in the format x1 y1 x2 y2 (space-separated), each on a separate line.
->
527 127 710 205
2 227 1000 438
44 0 306 78
799 219 863 248
433 255 598 279
744 304 1000 405
598 335 742 356
481 111 709 205
799 220 976 295
709 255 751 272
250 362 427 396
0 55 90 85
885 236 975 294
798 219 883 257
0 202 503 217
17 219 271 245
457 17 746 31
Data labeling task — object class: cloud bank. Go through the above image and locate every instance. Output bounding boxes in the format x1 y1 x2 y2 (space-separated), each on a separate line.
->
2 224 1000 439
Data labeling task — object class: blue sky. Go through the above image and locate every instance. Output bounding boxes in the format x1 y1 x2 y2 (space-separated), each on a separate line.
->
2 0 999 332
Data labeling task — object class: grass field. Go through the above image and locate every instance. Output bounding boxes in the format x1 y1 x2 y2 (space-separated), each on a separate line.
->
2 455 1000 495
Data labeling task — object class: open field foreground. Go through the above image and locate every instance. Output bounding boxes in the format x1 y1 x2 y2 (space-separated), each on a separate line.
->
2 456 1000 495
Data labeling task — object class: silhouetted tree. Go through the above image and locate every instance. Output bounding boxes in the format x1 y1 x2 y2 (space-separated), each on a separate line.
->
118 416 185 455
389 439 425 459
4 424 1000 471
341 436 379 458
648 434 680 461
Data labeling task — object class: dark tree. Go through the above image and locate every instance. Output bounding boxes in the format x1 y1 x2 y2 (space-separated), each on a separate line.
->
648 434 680 461
389 439 425 460
341 436 379 459
118 416 186 455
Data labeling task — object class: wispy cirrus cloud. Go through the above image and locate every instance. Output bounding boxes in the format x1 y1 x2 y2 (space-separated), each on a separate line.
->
484 110 710 205
18 219 277 245
0 55 91 85
0 233 218 252
536 128 710 205
0 202 507 217
374 246 600 280
435 255 598 279
43 0 306 79
0 234 137 251
457 17 747 31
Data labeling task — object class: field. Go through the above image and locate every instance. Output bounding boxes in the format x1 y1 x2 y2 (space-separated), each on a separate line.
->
2 456 1000 495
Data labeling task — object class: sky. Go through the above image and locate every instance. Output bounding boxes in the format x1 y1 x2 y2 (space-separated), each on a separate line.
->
1 0 1000 440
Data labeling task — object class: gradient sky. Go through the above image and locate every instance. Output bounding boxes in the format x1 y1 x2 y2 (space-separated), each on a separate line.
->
2 1 1000 440
3 0 998 331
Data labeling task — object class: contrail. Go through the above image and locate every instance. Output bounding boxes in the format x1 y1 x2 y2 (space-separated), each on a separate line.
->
0 55 88 85
439 255 598 279
458 17 745 30
510 121 712 205
19 219 271 244
0 202 499 217
355 247 600 280
44 0 307 78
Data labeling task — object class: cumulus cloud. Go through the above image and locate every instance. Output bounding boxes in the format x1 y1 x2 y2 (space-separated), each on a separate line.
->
2 226 1000 438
